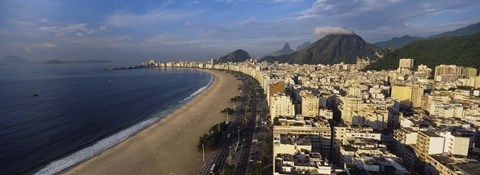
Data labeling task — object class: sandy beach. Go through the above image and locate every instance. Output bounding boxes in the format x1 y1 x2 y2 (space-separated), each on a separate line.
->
62 69 240 175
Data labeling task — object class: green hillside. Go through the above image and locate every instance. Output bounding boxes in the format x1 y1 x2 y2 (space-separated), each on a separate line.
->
429 22 480 38
374 35 423 49
261 34 381 64
217 49 251 63
364 33 480 71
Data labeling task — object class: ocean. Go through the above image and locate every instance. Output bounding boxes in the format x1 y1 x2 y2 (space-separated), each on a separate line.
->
0 63 212 174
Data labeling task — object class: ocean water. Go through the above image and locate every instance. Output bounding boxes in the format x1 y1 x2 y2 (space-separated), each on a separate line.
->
0 63 212 174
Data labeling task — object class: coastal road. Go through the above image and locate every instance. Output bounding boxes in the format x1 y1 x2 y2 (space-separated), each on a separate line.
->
234 76 257 174
199 73 247 175
199 72 261 175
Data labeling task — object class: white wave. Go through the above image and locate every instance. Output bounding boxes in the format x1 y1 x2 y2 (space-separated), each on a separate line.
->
179 75 214 104
34 114 162 175
34 74 214 175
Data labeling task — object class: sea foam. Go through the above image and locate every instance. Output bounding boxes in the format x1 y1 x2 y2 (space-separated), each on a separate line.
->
179 75 213 103
34 74 214 175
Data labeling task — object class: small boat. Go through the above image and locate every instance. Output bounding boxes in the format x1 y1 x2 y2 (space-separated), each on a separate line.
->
33 94 39 97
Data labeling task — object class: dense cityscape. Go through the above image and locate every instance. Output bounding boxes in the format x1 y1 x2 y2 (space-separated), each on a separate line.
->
143 58 480 175
2 1 480 175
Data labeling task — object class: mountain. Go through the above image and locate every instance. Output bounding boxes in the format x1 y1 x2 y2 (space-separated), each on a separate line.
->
261 34 382 64
374 35 423 49
217 49 250 63
429 22 480 38
0 55 29 64
45 59 112 64
364 33 480 71
372 22 480 50
269 43 295 57
296 41 311 51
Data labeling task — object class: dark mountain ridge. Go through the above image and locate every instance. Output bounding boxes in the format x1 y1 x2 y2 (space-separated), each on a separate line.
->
0 55 29 64
269 43 295 57
217 49 251 63
296 41 311 51
373 21 480 49
374 35 423 49
364 33 480 71
261 34 381 64
429 22 480 38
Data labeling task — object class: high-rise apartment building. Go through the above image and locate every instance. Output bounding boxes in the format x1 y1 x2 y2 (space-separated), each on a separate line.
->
434 65 465 81
300 90 320 117
463 67 478 78
391 85 424 108
270 93 295 121
267 81 285 106
339 96 363 125
416 131 445 161
399 58 414 70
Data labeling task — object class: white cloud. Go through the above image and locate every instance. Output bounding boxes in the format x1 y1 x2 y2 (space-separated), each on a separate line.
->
25 46 32 52
13 20 35 26
99 25 108 31
106 8 201 28
215 0 304 3
22 42 56 53
40 18 50 24
140 34 183 46
60 35 133 48
43 43 56 48
314 26 354 36
300 0 480 30
38 23 96 36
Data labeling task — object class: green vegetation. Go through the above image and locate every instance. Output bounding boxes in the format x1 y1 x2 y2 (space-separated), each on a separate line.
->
220 108 234 115
373 35 423 49
230 71 272 175
273 117 281 125
230 96 242 102
218 165 234 175
262 34 380 64
197 122 229 150
364 33 480 71
251 135 273 175
217 49 251 63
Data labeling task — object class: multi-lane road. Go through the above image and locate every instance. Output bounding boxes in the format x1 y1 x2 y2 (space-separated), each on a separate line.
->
234 76 257 174
199 72 260 175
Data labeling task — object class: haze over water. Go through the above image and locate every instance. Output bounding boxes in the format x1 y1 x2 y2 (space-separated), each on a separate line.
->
0 63 212 174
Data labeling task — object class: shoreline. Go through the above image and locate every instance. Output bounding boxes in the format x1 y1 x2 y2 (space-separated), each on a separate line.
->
32 68 214 175
60 69 240 175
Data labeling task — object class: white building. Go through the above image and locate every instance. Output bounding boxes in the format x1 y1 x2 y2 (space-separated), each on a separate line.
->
300 90 320 117
270 93 295 121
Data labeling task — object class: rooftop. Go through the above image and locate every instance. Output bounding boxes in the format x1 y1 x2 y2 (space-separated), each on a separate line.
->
454 162 480 175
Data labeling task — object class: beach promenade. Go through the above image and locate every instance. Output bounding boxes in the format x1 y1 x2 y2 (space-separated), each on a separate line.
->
63 69 240 175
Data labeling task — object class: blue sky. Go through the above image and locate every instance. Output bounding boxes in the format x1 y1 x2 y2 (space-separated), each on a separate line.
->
0 0 479 63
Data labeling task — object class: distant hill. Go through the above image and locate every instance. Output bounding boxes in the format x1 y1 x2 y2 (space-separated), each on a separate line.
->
0 55 29 64
429 22 480 38
45 59 112 64
296 41 311 51
373 22 480 50
269 43 295 57
261 34 382 64
374 35 423 49
364 33 480 71
217 49 250 63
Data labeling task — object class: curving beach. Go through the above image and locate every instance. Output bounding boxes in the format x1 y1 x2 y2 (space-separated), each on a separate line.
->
62 69 240 175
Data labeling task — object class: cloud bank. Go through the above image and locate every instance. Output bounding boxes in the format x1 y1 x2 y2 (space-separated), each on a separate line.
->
0 0 479 61
314 27 354 36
